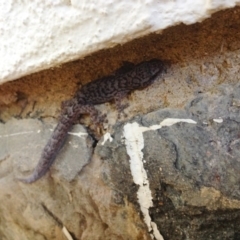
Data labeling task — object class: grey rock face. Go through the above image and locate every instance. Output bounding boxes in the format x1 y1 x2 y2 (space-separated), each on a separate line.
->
97 84 240 240
1 84 240 239
0 119 92 182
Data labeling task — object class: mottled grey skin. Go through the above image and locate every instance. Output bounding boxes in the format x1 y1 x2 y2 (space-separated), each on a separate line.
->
19 59 165 183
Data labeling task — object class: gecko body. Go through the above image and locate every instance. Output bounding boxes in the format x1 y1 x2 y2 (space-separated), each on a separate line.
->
19 59 165 183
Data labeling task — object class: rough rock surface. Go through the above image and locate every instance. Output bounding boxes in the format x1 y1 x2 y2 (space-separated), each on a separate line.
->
98 83 240 239
1 6 240 240
1 84 240 239
0 119 152 240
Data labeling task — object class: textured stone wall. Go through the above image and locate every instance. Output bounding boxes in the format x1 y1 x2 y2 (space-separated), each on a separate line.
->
1 7 240 240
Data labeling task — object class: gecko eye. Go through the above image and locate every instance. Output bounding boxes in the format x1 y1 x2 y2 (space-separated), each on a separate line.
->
149 60 164 74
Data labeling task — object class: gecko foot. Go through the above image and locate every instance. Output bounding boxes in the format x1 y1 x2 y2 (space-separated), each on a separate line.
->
116 103 129 118
93 113 108 127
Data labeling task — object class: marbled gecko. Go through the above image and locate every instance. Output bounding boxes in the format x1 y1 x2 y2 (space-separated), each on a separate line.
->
19 59 165 183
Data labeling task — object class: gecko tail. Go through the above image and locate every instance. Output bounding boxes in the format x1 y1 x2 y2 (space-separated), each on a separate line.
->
17 172 42 184
18 111 76 184
17 149 62 183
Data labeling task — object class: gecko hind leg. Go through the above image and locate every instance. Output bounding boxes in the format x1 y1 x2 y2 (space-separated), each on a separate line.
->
79 104 107 138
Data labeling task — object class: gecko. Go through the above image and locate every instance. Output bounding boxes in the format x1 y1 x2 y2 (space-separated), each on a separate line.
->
18 59 165 183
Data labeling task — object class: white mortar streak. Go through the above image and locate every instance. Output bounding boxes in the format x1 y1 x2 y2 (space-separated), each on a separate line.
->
151 222 164 240
101 132 113 145
123 122 164 240
213 118 223 123
0 130 38 138
159 118 197 127
123 118 197 239
62 226 73 240
140 118 197 133
67 131 88 138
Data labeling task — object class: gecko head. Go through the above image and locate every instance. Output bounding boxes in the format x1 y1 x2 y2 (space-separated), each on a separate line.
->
133 59 165 88
147 59 165 75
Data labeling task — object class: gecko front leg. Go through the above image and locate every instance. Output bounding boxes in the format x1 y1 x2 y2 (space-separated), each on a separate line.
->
114 91 130 118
